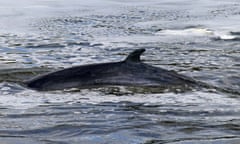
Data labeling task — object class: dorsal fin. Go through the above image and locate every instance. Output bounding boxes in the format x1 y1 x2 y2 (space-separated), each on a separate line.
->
124 48 145 62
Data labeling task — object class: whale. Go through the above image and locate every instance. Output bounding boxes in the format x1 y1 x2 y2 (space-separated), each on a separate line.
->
25 48 201 91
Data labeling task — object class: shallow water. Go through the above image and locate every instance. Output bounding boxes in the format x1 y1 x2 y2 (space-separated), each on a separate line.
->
0 0 240 143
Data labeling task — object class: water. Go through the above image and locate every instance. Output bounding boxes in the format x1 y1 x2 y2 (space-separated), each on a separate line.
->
0 0 240 143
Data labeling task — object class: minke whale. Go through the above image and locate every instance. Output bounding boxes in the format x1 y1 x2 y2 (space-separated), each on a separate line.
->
25 48 201 91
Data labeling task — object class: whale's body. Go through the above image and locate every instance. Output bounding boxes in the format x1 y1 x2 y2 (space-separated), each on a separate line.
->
26 49 199 91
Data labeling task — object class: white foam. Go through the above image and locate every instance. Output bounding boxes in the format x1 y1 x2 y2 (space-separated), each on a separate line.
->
157 28 214 36
0 87 239 110
156 27 240 40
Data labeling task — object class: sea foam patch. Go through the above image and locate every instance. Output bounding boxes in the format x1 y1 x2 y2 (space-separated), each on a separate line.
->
156 27 240 41
0 83 239 111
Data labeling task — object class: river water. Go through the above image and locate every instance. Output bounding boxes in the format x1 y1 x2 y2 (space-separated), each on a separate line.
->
0 0 240 143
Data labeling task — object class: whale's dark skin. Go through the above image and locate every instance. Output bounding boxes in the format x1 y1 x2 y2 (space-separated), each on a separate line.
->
25 49 200 91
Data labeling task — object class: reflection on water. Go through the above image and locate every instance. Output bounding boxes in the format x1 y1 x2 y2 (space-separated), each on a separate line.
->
0 0 240 143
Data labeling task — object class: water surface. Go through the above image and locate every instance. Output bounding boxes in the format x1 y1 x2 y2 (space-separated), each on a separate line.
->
0 0 240 143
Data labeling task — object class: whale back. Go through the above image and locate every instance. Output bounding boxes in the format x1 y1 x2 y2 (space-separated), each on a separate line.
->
25 48 201 91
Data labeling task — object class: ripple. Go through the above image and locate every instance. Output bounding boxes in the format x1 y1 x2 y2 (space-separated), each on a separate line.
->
0 97 240 143
0 67 52 83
